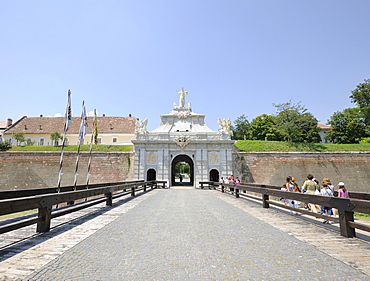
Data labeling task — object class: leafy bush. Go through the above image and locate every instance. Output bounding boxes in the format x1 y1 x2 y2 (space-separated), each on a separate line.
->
0 140 12 151
359 137 370 144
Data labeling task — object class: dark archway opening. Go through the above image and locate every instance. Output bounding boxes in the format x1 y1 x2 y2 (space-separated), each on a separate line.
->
147 169 156 181
209 169 219 182
171 154 194 186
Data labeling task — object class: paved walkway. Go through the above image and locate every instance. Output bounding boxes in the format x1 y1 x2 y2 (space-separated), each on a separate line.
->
1 188 370 280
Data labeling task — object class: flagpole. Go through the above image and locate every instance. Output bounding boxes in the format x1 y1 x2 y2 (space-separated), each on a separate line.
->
57 90 72 192
74 100 87 191
86 109 97 188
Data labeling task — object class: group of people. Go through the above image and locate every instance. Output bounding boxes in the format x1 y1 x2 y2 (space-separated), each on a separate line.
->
282 174 349 223
220 174 241 192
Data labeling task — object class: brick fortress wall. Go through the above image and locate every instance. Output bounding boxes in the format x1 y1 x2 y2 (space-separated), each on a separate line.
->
233 152 370 193
0 152 134 190
1 151 369 192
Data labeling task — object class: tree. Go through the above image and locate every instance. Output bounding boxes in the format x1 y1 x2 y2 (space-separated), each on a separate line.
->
325 108 366 144
250 114 284 141
231 114 251 140
273 100 321 143
14 132 26 146
350 79 370 126
50 132 63 146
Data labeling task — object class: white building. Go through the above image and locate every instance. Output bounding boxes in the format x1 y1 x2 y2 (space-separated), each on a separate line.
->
132 88 234 187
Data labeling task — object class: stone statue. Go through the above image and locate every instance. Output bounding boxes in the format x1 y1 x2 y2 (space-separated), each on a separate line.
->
176 88 188 109
218 118 232 135
135 118 148 134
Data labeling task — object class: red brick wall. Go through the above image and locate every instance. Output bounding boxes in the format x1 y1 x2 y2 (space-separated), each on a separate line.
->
233 152 370 193
0 152 134 190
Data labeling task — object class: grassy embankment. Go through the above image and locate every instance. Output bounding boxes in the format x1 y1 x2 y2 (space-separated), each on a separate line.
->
234 140 370 152
8 144 133 152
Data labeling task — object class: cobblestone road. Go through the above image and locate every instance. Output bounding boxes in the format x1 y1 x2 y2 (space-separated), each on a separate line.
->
23 189 369 280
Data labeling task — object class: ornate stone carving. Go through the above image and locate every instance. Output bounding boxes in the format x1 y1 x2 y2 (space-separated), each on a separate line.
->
147 152 157 164
174 134 191 148
209 152 219 164
135 118 148 134
218 118 232 135
173 110 191 119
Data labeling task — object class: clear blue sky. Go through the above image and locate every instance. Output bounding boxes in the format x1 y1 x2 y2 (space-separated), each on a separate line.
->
1 0 369 131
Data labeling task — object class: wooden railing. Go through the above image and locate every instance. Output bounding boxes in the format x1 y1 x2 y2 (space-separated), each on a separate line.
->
0 180 158 234
206 181 370 238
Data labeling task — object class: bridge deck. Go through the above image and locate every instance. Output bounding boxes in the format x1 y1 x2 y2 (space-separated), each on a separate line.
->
1 188 370 280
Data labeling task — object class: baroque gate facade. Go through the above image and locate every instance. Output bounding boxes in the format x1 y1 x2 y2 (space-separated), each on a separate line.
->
132 88 234 187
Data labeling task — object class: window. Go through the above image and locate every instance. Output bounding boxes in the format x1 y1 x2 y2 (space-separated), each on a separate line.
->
39 138 44 146
112 138 117 143
97 138 102 144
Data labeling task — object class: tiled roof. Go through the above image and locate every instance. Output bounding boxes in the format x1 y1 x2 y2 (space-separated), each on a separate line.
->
0 121 7 129
3 116 136 134
317 123 333 130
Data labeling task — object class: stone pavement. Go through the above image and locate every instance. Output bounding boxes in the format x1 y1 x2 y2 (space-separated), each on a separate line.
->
1 188 370 280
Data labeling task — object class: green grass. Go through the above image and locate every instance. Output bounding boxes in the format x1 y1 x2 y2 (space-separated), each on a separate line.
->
0 209 38 221
354 213 370 221
234 140 370 152
8 144 133 152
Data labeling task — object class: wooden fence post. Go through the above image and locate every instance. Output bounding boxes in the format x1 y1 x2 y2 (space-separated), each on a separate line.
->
105 191 113 206
330 197 356 238
36 205 52 233
261 187 269 208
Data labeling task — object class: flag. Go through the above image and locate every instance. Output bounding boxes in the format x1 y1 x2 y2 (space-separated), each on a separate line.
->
93 109 98 144
64 90 72 132
78 101 88 141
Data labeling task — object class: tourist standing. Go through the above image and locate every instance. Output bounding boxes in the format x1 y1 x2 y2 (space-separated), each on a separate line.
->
286 176 299 214
323 177 335 193
228 174 234 192
323 177 336 216
337 182 349 198
320 182 334 224
301 174 320 213
235 177 241 193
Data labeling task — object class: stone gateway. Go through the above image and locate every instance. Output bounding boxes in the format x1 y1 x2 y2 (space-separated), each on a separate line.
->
132 89 234 187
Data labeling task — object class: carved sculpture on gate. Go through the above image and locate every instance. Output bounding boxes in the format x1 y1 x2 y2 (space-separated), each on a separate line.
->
135 118 148 134
218 118 232 135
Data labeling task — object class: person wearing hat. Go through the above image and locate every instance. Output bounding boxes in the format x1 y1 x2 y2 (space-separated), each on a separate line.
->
337 182 349 198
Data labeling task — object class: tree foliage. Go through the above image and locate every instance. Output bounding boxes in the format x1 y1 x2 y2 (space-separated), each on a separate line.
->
350 79 370 126
14 133 26 146
50 132 63 146
273 100 321 143
231 114 251 140
250 114 283 141
325 108 367 144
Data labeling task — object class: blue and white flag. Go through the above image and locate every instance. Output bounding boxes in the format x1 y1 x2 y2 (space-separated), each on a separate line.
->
64 90 72 132
78 101 88 140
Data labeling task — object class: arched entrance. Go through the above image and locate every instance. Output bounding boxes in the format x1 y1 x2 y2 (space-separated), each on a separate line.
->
171 154 194 186
147 169 156 181
209 169 219 182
